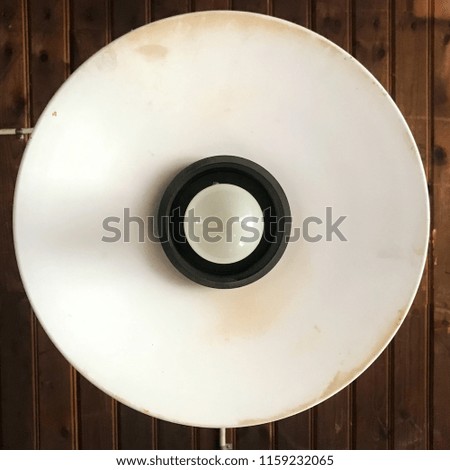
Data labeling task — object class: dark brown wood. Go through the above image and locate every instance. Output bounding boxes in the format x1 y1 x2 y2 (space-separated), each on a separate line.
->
235 424 272 450
194 0 230 10
231 0 266 12
231 0 273 451
272 0 312 450
313 0 352 450
29 0 68 124
314 0 351 50
70 0 109 71
1 0 449 451
352 0 391 450
156 421 193 449
432 0 450 450
151 0 190 21
195 427 220 450
118 406 156 450
273 0 308 24
109 0 158 451
0 0 27 127
0 136 34 450
276 413 312 450
69 0 116 450
27 0 74 450
392 0 430 450
0 0 34 451
77 375 115 449
111 0 148 38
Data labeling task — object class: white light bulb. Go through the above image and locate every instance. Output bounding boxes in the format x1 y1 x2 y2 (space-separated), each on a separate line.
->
184 184 264 264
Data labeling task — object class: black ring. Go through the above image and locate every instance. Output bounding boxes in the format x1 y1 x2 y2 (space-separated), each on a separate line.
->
157 156 291 288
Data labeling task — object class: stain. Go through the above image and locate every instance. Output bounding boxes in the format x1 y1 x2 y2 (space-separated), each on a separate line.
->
4 43 12 58
137 44 168 59
237 401 317 428
375 45 386 60
433 145 447 166
60 425 70 439
444 33 450 46
373 17 380 30
43 8 51 20
124 10 315 51
414 245 426 256
323 16 342 35
52 111 57 117
83 6 97 23
208 243 309 340
39 50 48 63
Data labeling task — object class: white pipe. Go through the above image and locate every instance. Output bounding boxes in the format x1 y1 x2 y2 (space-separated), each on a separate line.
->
220 428 232 450
0 128 33 135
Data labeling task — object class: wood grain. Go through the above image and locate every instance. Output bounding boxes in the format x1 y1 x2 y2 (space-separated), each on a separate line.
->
392 0 430 450
352 0 391 450
432 0 450 450
69 0 116 450
149 0 194 450
272 0 311 450
313 0 353 450
27 0 75 450
0 0 448 450
0 0 34 450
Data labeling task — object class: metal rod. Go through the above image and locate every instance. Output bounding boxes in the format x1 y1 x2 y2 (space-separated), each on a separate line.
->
0 128 34 136
220 428 232 450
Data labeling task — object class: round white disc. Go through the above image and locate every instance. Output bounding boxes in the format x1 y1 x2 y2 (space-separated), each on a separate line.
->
14 11 429 428
184 183 264 264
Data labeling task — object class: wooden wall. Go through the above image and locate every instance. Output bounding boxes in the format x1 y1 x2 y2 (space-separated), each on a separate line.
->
0 0 449 450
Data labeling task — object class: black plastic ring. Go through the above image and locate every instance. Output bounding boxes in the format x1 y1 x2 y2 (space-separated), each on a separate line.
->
157 156 291 288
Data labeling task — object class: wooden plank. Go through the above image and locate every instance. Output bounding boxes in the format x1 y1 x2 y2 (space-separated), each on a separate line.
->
157 422 193 449
273 0 309 25
118 406 156 450
392 0 429 450
313 0 352 450
0 136 34 450
0 0 34 450
69 0 116 449
275 412 312 450
77 376 116 449
109 0 157 451
352 0 391 450
189 0 231 451
196 427 220 450
231 0 266 13
0 0 27 128
70 0 109 71
432 0 450 450
111 0 148 38
151 0 190 22
272 0 312 451
27 0 75 450
194 0 230 10
232 0 272 449
235 424 272 450
28 0 68 124
314 0 351 50
149 0 194 449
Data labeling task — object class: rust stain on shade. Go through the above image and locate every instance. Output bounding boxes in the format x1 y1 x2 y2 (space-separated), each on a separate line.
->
208 242 309 339
52 111 57 117
238 305 410 427
137 44 168 59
